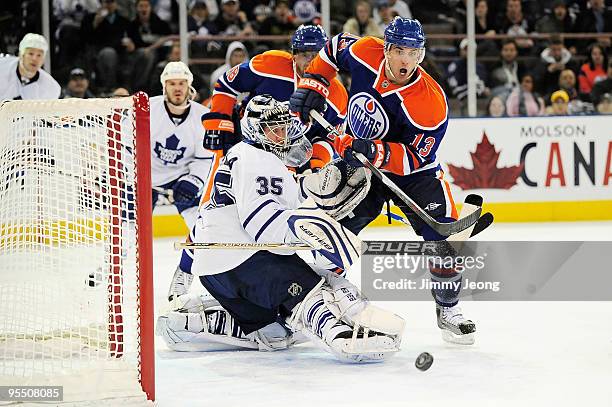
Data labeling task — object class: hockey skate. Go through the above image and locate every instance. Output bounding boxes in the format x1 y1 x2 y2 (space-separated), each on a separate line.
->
436 304 476 345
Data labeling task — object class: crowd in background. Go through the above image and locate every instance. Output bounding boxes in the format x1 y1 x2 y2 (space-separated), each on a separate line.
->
1 0 611 116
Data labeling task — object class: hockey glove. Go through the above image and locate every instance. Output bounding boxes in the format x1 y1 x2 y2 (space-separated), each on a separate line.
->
201 112 235 151
172 174 205 205
343 139 390 169
290 73 330 124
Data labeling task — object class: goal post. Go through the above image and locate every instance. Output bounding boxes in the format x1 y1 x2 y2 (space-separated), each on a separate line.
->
0 93 155 403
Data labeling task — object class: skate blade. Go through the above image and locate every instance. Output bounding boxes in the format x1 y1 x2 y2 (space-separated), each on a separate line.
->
441 330 475 345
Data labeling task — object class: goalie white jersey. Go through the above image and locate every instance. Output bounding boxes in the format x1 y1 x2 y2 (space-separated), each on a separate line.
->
192 142 305 275
0 55 60 100
149 95 214 187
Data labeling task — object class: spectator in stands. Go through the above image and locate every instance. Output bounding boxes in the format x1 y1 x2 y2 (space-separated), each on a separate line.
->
574 0 612 48
374 0 412 25
486 95 507 117
149 42 206 99
591 58 612 106
187 1 219 57
490 39 526 93
578 43 608 99
537 34 578 96
557 68 579 101
374 0 399 33
257 0 298 36
125 0 172 91
62 67 95 98
251 4 273 33
545 89 570 115
446 39 490 102
535 0 575 34
53 0 100 72
111 86 130 97
214 0 254 36
343 0 383 38
496 0 535 54
596 92 612 114
472 0 498 57
506 73 545 116
209 41 248 91
81 0 130 91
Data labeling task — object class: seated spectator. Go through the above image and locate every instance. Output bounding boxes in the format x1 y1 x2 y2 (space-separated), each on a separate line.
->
578 43 608 100
188 1 220 57
590 57 612 106
128 0 173 88
374 0 411 27
62 68 95 98
490 39 526 93
81 0 130 91
214 0 254 36
472 0 499 57
596 92 612 114
111 86 130 97
537 34 578 96
446 39 490 102
486 95 507 117
545 89 570 115
53 0 99 70
496 0 535 54
257 0 298 36
506 73 545 116
374 0 398 33
574 0 612 49
535 0 575 34
209 41 248 91
343 0 383 38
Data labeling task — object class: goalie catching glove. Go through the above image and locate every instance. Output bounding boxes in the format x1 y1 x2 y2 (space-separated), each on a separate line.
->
298 158 371 220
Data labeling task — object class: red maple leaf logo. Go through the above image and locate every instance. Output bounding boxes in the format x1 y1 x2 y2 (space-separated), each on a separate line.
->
447 132 524 190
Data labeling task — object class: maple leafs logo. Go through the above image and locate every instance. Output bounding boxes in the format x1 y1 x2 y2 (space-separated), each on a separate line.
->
447 132 524 190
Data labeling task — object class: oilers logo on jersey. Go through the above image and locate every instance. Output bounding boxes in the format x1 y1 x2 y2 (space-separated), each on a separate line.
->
347 92 389 140
154 134 187 165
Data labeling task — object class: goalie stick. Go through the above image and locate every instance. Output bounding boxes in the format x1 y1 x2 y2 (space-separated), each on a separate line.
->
309 110 482 237
174 242 317 250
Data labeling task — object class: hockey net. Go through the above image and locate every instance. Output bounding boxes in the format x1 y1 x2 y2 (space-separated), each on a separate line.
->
0 94 154 404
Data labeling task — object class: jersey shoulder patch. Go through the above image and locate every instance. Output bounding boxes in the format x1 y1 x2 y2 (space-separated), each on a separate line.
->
399 68 448 130
250 50 294 81
349 37 385 71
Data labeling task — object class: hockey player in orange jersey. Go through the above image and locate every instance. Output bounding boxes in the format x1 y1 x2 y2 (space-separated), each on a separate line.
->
290 17 477 345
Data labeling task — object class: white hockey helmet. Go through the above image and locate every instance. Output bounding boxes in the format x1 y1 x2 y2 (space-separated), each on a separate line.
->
241 95 312 167
160 61 194 87
19 33 48 56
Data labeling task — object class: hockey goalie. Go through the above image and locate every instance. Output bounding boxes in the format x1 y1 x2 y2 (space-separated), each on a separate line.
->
157 95 404 362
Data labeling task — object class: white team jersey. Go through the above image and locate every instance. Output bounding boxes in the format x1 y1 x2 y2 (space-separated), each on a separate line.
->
191 142 305 275
0 55 61 100
149 95 214 186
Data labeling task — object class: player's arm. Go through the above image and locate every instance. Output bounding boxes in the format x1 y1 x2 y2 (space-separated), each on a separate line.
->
290 33 359 123
340 122 448 176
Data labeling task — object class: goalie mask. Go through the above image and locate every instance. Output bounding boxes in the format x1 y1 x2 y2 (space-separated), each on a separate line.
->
241 95 312 167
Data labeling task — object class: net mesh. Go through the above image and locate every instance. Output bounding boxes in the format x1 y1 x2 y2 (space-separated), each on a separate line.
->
0 97 150 403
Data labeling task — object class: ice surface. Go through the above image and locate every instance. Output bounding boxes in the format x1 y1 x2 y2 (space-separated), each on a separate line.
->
152 222 612 407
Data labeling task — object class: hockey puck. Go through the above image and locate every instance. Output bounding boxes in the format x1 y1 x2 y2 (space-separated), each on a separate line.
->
415 352 433 371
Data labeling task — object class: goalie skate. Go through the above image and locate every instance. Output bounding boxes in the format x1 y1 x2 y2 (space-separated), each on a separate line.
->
436 304 476 345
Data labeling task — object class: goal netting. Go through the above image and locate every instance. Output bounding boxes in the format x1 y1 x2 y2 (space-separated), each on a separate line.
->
0 94 154 404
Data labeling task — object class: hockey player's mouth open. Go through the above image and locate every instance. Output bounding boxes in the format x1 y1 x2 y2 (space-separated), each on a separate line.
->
399 68 408 76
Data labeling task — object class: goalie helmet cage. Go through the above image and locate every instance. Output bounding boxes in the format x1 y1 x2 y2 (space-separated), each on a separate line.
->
0 94 154 404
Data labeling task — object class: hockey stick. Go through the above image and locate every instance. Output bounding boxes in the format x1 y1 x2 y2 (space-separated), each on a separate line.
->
309 110 481 237
153 186 174 204
174 242 317 250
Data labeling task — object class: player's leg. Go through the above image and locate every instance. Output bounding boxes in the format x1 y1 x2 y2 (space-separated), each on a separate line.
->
339 176 388 236
393 169 476 345
167 224 197 302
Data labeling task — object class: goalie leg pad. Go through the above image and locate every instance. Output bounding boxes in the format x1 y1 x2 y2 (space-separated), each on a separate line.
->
287 278 402 363
157 294 294 352
288 198 361 271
